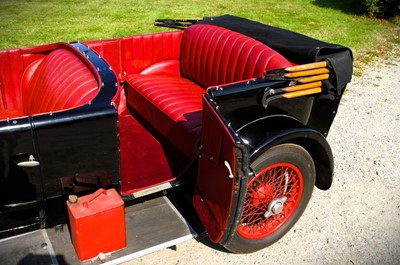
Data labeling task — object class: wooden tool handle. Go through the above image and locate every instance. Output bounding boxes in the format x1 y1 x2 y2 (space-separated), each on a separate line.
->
282 87 322 99
297 74 330 83
284 68 329 78
283 81 322 92
285 61 327 72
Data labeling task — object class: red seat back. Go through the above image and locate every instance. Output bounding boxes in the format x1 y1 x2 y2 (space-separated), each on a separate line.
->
22 49 99 115
180 24 292 88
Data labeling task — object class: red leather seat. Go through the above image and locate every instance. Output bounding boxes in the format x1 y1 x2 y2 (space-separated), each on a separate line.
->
180 24 292 88
0 48 99 120
22 49 99 115
126 74 204 158
125 24 292 159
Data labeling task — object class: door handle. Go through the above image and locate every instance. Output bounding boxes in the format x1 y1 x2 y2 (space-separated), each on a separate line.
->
17 154 40 167
224 161 234 179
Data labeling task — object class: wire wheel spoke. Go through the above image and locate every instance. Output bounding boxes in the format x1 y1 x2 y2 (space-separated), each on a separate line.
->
238 163 304 239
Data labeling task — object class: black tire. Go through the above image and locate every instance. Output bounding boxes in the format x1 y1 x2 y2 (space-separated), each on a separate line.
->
224 144 315 253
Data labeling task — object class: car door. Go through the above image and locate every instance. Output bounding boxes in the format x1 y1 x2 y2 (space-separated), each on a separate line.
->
0 117 44 238
193 94 249 243
30 105 120 227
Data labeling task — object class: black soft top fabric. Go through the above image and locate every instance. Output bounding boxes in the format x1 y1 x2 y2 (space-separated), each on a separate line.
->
200 15 352 63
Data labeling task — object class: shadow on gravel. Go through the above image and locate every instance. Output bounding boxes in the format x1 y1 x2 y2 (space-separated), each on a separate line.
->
312 0 364 16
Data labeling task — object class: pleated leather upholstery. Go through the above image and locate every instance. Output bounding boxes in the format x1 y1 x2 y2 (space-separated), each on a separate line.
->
126 24 292 158
181 24 292 88
0 109 26 120
121 31 183 75
22 49 99 115
126 74 204 158
0 49 44 119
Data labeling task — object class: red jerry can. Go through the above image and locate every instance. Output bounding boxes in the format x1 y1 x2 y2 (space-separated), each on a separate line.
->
66 188 126 261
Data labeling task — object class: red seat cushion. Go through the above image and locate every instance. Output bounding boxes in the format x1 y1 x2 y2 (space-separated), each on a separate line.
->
22 49 99 115
125 74 204 158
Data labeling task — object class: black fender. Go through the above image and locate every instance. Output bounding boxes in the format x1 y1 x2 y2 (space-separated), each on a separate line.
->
238 115 334 190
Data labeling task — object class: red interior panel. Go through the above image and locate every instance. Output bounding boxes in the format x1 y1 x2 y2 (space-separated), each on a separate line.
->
86 31 183 82
193 96 237 242
121 31 183 76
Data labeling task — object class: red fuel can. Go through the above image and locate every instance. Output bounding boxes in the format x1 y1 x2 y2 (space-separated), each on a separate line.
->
67 188 126 261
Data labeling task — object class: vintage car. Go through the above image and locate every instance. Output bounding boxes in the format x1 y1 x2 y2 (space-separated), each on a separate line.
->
0 15 352 264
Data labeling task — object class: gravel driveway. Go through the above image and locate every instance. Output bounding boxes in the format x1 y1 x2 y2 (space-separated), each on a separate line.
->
129 45 400 265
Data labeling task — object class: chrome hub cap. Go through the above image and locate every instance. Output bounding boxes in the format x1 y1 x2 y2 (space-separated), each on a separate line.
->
264 196 287 218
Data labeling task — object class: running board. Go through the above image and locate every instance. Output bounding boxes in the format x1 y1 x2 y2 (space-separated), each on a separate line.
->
0 196 196 264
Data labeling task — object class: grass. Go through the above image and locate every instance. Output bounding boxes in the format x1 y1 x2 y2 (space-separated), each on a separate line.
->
0 0 398 64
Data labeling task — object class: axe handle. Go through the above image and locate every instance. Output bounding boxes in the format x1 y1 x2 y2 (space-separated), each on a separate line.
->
283 81 323 92
297 74 330 83
284 68 329 78
282 87 322 99
285 61 328 72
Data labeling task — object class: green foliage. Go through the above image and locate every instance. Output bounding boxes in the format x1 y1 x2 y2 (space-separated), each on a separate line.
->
364 0 381 16
363 0 400 18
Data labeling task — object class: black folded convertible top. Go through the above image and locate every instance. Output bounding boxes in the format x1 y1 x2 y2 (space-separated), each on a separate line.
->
199 14 353 93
